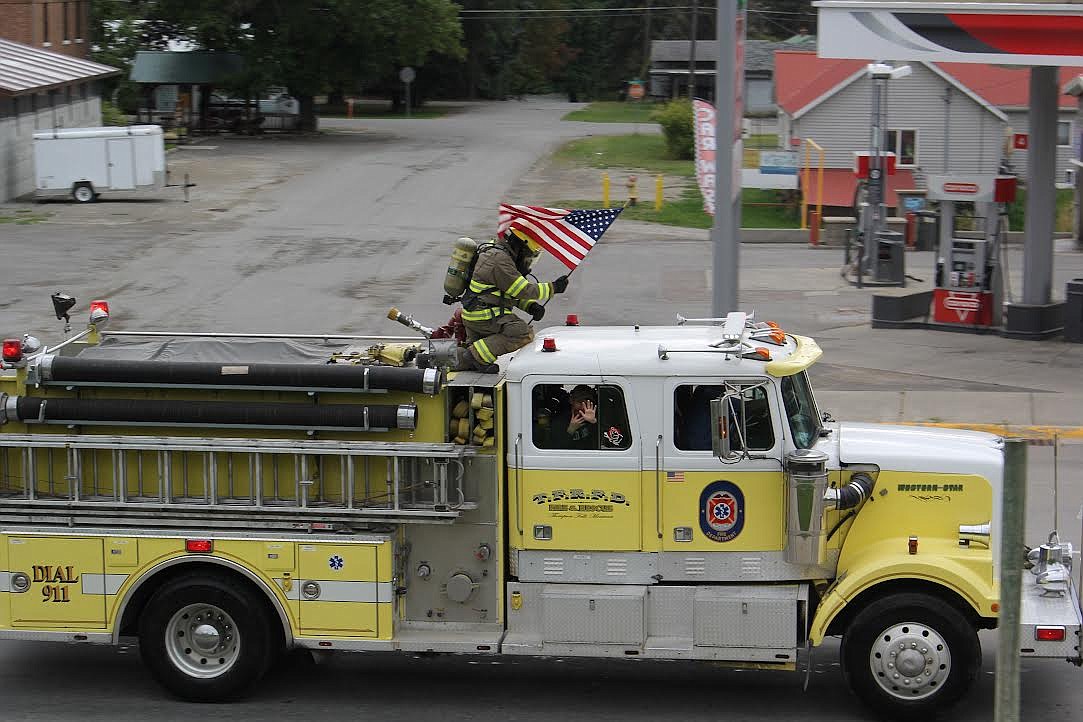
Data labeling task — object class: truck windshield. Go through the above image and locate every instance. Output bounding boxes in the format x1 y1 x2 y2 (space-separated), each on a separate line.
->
780 371 820 449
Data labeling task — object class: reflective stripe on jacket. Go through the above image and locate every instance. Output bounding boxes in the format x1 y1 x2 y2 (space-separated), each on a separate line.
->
462 240 552 316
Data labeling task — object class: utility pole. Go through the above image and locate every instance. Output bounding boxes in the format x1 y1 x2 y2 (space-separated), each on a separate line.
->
641 3 652 78
688 0 699 98
711 1 745 315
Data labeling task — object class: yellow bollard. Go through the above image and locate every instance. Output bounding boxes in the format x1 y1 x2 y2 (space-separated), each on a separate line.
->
655 174 664 211
602 172 610 209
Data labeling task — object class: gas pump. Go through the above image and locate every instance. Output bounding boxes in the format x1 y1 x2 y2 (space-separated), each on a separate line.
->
850 151 905 286
926 174 1017 328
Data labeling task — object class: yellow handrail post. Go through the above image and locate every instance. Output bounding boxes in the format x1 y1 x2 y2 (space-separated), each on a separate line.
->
602 172 610 209
801 139 825 233
655 174 664 211
801 141 810 229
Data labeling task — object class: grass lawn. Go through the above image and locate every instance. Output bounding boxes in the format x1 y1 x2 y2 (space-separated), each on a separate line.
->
1006 188 1074 233
562 101 661 124
0 211 49 224
556 188 800 230
555 135 695 177
746 133 779 148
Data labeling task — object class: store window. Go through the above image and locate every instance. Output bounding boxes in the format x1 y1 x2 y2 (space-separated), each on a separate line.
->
532 383 632 451
884 129 917 166
1057 121 1073 147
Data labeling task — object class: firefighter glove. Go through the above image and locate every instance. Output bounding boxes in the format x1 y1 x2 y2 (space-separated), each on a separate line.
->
552 275 570 294
530 304 546 322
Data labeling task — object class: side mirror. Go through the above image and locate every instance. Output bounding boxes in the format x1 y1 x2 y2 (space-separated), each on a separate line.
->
710 396 740 461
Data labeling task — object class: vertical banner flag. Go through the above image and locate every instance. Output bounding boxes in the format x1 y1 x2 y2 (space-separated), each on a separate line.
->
693 99 717 216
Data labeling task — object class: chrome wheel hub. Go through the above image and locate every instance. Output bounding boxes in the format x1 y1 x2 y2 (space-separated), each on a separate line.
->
869 622 951 700
165 603 240 679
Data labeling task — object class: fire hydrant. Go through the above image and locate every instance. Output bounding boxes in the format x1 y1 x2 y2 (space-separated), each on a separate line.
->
626 175 638 206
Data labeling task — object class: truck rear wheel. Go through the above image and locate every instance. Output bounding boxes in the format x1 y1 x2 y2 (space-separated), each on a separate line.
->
138 572 276 701
71 183 95 203
841 592 979 718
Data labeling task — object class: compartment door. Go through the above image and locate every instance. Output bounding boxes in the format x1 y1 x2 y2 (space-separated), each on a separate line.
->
517 376 642 551
297 543 381 638
106 139 135 189
661 378 786 552
8 537 106 628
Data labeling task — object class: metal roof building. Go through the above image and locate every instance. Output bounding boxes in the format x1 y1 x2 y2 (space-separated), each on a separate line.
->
0 38 119 96
129 51 244 85
0 38 120 201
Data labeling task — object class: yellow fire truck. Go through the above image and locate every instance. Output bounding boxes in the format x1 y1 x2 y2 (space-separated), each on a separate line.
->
0 297 1079 717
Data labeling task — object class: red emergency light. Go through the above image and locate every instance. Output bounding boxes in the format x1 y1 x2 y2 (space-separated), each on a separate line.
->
542 337 557 352
2 339 22 363
185 539 214 553
89 300 110 315
1035 626 1066 642
565 314 579 326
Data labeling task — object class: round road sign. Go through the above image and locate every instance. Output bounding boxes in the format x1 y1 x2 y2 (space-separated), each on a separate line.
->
400 67 416 84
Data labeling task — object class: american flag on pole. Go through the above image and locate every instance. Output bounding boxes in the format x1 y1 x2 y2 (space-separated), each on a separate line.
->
497 204 622 270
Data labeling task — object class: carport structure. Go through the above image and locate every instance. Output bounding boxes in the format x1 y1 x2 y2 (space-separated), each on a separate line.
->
815 1 1083 339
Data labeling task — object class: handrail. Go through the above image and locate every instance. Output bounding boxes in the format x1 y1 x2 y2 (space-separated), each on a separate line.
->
514 433 523 536
104 331 418 342
801 138 825 230
655 434 663 540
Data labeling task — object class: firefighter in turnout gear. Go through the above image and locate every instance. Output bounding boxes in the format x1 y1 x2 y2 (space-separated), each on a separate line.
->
456 230 569 372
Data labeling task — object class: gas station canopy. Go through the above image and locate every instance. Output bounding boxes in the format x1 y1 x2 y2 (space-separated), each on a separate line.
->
818 1 1083 65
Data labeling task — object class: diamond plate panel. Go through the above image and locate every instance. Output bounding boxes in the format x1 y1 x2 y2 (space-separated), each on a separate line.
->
693 585 800 649
542 585 646 645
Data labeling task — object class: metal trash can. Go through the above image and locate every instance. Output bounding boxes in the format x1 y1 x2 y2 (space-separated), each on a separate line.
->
915 210 939 252
875 230 906 285
1066 279 1083 343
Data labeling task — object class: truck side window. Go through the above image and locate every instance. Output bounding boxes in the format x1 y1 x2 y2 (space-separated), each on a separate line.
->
532 383 631 451
675 384 774 451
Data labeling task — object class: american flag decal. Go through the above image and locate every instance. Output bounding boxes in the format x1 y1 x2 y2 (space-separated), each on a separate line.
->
666 471 685 483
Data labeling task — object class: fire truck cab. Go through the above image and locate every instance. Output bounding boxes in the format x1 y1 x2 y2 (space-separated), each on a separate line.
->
0 303 1078 717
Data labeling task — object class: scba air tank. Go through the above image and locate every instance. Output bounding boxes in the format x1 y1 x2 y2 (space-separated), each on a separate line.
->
443 237 478 304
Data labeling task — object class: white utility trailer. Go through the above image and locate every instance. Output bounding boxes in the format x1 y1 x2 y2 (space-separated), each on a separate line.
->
33 125 167 202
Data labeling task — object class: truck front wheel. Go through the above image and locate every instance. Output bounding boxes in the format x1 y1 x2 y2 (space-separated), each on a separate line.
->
841 592 980 718
71 183 95 203
138 572 277 701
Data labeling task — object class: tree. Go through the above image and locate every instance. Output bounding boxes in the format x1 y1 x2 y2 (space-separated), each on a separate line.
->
127 0 465 129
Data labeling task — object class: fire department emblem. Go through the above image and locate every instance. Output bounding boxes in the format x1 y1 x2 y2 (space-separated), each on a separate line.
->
328 554 345 571
698 481 745 543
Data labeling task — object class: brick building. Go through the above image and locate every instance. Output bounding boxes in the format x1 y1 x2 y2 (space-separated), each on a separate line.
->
0 0 91 59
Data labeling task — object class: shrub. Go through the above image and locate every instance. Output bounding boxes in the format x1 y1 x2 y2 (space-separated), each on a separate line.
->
651 99 694 160
101 100 129 127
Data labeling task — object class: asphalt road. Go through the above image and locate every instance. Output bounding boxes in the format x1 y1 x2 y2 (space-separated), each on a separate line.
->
1 97 1082 719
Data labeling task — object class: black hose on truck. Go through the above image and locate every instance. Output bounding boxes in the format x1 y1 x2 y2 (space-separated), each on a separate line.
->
835 472 875 510
12 397 417 431
39 356 441 394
